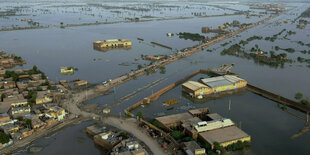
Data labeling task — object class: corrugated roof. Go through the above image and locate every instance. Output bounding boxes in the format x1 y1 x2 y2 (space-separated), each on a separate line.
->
224 75 244 83
156 112 193 125
207 113 223 120
182 81 208 91
199 126 250 144
200 76 245 88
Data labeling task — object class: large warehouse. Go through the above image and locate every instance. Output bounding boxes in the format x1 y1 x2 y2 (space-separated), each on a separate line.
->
199 75 247 93
182 75 247 98
182 81 212 97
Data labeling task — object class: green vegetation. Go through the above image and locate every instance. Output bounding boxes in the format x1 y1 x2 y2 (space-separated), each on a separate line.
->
178 32 205 42
4 70 19 81
274 46 295 53
170 130 184 140
283 48 295 53
297 57 310 64
150 119 161 128
141 15 157 18
246 35 263 42
4 65 47 81
14 56 24 62
214 142 225 152
198 140 250 154
294 92 310 107
300 99 310 105
25 119 32 128
300 50 309 54
136 111 143 119
225 141 251 151
1 93 6 101
281 105 287 111
17 116 24 121
26 91 37 107
221 42 229 47
110 10 121 13
287 30 296 36
137 64 143 70
239 40 248 46
119 132 129 139
220 44 292 68
231 20 240 27
0 132 10 144
159 66 166 74
301 7 310 18
295 92 303 100
265 29 286 42
182 137 195 142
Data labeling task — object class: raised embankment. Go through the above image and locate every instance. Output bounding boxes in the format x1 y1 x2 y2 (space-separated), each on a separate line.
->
125 69 310 115
247 84 310 113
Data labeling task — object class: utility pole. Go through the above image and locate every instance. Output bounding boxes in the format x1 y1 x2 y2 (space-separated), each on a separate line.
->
114 87 116 103
86 83 88 100
228 99 231 118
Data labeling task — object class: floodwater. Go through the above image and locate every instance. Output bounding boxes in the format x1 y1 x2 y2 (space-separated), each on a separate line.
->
2 1 310 155
13 121 101 155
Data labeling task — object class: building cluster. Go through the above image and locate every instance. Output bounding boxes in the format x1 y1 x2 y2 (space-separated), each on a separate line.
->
144 55 168 61
0 102 66 144
86 125 148 155
182 75 247 98
0 64 67 148
155 108 251 152
249 3 285 12
0 51 26 69
93 39 132 52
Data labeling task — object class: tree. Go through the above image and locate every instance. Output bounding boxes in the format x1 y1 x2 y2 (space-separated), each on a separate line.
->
33 65 38 72
17 116 24 121
301 99 309 105
137 64 143 70
0 132 10 144
269 50 275 57
170 131 183 140
255 44 259 49
1 93 5 101
25 119 32 129
295 92 303 100
213 142 224 152
119 132 129 139
150 119 161 128
136 111 143 119
275 46 280 51
182 137 194 142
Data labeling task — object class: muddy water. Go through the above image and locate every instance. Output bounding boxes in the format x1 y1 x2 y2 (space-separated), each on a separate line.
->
4 2 310 155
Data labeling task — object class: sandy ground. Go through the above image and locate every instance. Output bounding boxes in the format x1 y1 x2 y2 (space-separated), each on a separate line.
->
102 117 166 155
61 90 167 155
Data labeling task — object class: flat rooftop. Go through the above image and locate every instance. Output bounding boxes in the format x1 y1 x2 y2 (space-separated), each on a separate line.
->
207 113 223 120
200 75 245 88
199 126 250 144
183 141 202 152
188 108 209 116
182 81 208 91
155 112 193 125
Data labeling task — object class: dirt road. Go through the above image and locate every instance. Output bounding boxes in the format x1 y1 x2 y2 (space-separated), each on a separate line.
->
103 117 166 155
